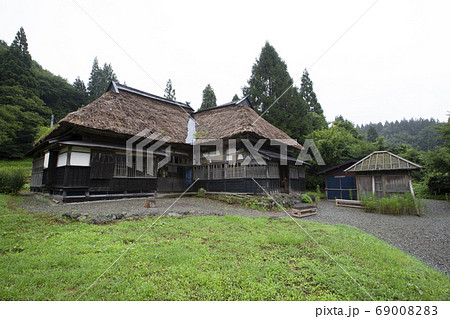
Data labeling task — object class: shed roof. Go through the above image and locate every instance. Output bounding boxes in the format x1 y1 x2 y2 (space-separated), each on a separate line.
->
318 160 357 175
344 151 422 172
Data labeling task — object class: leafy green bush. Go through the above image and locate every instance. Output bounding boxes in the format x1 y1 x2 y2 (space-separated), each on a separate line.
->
427 173 450 195
0 167 27 194
413 180 448 200
361 193 426 216
197 188 206 197
301 194 313 204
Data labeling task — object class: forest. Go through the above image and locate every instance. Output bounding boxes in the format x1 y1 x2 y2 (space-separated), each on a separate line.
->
0 27 448 198
0 28 116 158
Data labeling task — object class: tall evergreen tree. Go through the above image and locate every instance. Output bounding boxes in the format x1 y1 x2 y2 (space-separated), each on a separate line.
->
299 69 323 115
102 63 117 84
87 57 118 102
87 57 102 100
0 27 38 91
164 79 176 101
0 27 50 158
199 84 217 110
299 69 327 131
70 76 89 108
242 42 310 140
73 76 87 93
366 125 379 143
232 94 239 101
10 27 32 68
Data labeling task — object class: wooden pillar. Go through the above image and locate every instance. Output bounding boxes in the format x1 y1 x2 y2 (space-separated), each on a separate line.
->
63 146 72 187
224 163 227 179
224 163 227 192
408 174 415 198
371 174 375 195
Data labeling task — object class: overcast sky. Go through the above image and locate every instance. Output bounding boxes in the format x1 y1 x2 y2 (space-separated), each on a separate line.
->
1 0 448 125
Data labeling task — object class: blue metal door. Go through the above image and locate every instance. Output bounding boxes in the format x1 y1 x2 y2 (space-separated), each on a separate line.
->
326 176 356 200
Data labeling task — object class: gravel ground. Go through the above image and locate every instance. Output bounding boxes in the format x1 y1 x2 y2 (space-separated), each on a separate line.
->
20 194 286 218
20 194 449 274
309 200 450 275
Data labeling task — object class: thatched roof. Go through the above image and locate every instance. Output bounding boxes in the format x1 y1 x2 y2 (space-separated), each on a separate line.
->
40 82 193 145
193 103 302 149
344 151 422 172
36 82 301 150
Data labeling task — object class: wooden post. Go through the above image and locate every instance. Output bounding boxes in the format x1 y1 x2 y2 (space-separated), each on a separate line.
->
63 146 72 187
145 199 156 208
371 175 375 195
409 176 415 198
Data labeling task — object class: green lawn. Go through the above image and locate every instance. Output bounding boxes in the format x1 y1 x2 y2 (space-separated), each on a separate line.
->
0 158 32 170
0 194 448 301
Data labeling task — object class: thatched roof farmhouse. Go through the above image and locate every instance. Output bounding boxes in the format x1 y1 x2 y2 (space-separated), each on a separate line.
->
30 82 306 201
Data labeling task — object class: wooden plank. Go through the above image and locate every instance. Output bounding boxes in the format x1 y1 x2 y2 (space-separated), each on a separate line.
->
291 212 317 218
336 199 364 208
336 199 363 205
292 208 317 215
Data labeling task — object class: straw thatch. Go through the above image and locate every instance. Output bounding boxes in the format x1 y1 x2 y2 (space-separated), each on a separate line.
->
194 104 302 149
345 151 422 172
36 82 301 150
41 85 192 144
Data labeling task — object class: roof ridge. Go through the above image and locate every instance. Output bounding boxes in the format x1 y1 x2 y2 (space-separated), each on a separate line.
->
194 95 253 114
344 151 422 172
109 81 194 111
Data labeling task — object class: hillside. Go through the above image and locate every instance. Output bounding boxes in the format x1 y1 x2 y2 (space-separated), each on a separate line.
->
358 118 444 151
0 30 88 158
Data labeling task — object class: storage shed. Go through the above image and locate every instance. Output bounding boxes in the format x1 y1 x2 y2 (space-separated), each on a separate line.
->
344 151 421 199
318 160 357 200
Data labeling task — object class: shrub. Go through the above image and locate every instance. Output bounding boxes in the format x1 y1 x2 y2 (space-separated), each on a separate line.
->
427 173 450 195
301 194 313 204
197 188 206 197
0 167 27 194
361 193 426 216
413 180 448 200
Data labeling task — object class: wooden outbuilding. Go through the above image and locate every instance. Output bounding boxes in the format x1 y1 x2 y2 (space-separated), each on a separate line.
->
344 151 421 199
318 160 357 200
